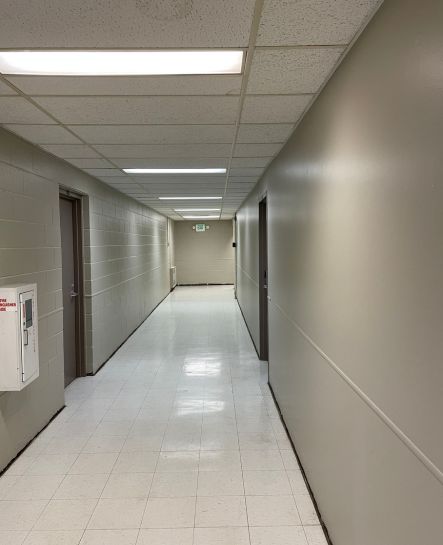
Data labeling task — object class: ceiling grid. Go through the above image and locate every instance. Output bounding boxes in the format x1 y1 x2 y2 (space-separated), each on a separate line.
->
0 0 383 220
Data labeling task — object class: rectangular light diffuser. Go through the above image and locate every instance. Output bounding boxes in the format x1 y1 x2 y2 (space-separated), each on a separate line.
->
124 168 226 174
159 197 222 200
0 51 244 76
183 216 218 219
174 209 220 212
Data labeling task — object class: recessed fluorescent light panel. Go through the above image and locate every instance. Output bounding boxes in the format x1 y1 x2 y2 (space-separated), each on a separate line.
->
0 51 244 76
158 197 222 200
174 209 221 212
183 216 218 219
124 168 226 174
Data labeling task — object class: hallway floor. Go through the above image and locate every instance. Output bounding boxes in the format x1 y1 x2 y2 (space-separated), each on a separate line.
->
0 286 326 545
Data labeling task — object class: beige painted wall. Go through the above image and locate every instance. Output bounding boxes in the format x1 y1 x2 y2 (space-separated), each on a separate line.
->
175 220 234 285
0 128 169 472
236 1 443 544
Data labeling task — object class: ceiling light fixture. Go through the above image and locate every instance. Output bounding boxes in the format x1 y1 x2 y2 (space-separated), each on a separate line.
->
158 197 222 200
124 168 226 174
0 50 244 76
174 208 221 212
183 215 219 219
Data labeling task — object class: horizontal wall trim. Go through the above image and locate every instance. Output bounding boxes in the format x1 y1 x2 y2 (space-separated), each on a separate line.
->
270 298 443 485
238 266 259 288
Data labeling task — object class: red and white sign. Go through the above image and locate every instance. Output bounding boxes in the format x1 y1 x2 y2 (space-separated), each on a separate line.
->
0 297 17 312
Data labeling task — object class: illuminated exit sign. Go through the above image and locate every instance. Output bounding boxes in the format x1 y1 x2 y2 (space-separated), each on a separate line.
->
195 223 206 232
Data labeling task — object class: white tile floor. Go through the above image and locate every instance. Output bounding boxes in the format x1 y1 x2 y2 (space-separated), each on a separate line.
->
0 286 328 545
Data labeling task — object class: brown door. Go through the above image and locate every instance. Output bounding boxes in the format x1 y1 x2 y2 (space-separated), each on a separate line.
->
59 195 83 386
259 197 269 360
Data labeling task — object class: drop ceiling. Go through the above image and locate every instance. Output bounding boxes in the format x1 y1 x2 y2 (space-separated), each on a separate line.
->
0 0 381 220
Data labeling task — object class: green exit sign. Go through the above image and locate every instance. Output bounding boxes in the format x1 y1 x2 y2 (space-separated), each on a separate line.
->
195 223 206 232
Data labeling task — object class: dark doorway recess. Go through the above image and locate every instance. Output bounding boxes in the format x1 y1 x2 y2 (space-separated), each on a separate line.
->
59 191 85 387
259 196 269 361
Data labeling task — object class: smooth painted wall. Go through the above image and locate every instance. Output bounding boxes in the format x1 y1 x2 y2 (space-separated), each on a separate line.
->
175 220 234 285
0 128 169 471
236 1 443 544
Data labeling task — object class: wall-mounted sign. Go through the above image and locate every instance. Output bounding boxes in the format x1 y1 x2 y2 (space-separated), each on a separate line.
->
193 223 210 232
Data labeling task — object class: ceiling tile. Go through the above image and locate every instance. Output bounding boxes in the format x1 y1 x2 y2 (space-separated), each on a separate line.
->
247 47 344 94
69 125 236 145
0 97 55 124
8 75 242 96
0 80 16 95
40 144 101 158
3 124 82 144
98 176 134 184
237 123 294 143
241 95 312 123
65 158 114 168
33 96 240 125
227 176 260 184
229 167 264 177
84 169 123 177
94 143 232 158
0 0 255 47
107 184 143 191
230 157 271 168
233 143 280 157
112 158 229 168
257 0 380 46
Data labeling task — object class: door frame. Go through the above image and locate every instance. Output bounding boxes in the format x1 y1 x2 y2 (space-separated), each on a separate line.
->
259 196 269 361
59 187 86 379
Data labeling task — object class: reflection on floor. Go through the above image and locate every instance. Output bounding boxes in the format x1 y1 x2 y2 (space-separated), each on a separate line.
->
0 286 327 545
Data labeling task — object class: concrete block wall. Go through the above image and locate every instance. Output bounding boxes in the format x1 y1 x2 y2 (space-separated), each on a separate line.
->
0 127 169 471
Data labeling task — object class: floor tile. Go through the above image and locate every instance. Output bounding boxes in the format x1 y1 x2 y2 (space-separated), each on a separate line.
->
243 471 291 495
195 496 247 527
80 529 138 544
88 498 146 529
43 436 89 455
249 525 308 545
0 501 47 531
142 497 196 528
112 451 159 473
193 527 250 545
240 450 284 470
279 450 299 470
0 531 27 545
4 475 64 500
23 530 83 545
245 496 301 526
304 525 328 545
287 470 309 495
68 453 118 475
150 471 198 497
294 495 319 525
82 436 126 454
136 528 193 545
197 470 244 496
198 451 241 472
101 473 153 499
34 499 97 531
26 455 77 476
0 476 19 499
156 452 199 472
54 474 109 500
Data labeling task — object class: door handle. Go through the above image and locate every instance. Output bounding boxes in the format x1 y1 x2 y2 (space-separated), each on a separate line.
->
70 283 78 298
23 329 29 346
